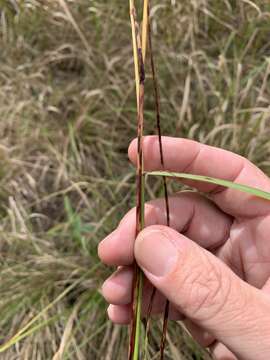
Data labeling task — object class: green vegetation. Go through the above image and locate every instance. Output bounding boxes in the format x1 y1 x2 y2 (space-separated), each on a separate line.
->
0 0 270 358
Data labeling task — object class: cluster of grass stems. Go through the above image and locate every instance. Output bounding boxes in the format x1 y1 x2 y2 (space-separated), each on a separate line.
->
128 1 171 359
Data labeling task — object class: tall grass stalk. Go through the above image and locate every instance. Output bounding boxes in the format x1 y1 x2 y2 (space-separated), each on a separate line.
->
145 3 170 359
130 0 140 108
129 2 172 358
128 1 147 359
141 0 149 62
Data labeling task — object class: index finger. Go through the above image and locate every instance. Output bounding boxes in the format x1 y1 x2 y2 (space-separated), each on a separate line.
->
128 136 270 217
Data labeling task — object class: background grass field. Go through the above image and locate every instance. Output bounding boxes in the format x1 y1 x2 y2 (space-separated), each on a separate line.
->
0 1 270 359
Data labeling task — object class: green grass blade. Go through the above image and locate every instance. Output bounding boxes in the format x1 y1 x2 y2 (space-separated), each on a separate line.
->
146 171 270 201
0 265 100 353
0 315 60 353
133 269 143 360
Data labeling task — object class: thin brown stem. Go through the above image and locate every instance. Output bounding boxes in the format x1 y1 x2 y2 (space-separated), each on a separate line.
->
146 4 171 359
147 6 170 224
160 300 170 360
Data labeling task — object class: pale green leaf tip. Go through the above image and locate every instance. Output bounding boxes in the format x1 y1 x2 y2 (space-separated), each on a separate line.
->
145 171 270 201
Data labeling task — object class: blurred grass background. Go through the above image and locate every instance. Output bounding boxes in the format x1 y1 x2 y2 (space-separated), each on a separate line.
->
0 0 270 359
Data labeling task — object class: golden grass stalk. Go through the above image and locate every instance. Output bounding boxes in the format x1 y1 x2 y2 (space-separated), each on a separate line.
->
130 0 140 108
128 1 146 359
141 0 149 62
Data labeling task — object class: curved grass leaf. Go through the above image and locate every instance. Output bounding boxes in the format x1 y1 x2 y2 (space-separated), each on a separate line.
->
146 171 270 201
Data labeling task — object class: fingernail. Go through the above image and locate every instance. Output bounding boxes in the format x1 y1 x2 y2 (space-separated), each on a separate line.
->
135 228 178 277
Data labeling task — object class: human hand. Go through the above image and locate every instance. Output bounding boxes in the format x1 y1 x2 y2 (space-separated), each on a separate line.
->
98 136 270 360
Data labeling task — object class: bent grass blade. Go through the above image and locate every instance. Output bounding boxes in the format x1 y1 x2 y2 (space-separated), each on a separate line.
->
146 171 270 201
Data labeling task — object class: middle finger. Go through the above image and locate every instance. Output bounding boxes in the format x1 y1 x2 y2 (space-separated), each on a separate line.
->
98 192 232 266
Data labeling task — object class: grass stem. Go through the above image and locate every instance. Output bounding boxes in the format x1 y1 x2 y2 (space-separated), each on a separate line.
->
129 2 146 359
145 3 171 358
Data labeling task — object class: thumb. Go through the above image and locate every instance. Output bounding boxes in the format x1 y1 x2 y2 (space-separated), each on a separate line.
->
135 225 270 360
